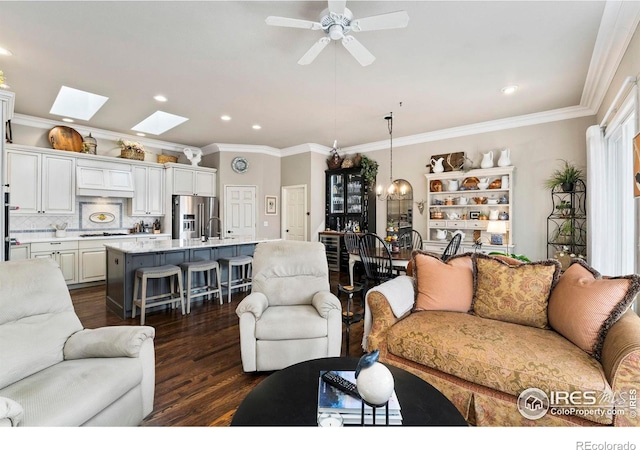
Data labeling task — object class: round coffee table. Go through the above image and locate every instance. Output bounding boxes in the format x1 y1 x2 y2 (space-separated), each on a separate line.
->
231 357 467 426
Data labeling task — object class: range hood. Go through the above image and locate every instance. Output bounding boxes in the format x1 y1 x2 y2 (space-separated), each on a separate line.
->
76 165 134 198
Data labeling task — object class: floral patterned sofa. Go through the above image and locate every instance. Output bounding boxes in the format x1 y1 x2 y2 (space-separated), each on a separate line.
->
364 252 640 426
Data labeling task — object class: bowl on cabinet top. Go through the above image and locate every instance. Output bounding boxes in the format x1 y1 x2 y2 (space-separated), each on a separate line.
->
487 199 499 205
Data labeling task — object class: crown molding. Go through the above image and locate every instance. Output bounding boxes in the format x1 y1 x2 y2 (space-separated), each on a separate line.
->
580 1 640 112
214 143 281 157
342 105 595 154
280 143 332 157
10 113 198 153
0 90 15 120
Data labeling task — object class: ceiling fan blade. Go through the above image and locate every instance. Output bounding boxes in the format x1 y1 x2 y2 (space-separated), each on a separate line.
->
350 10 410 32
266 16 322 30
341 35 375 66
298 37 331 65
328 0 347 15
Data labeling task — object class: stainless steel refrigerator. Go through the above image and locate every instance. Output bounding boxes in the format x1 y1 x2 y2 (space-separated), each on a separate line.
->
172 195 219 240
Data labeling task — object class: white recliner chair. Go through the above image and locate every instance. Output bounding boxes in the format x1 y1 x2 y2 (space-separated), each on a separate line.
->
0 258 155 426
235 240 342 372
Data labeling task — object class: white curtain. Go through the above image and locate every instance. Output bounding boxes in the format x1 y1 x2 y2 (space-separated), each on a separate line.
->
587 86 637 278
586 125 609 273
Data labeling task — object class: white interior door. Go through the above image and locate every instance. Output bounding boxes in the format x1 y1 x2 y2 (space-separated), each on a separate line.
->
224 185 256 238
282 185 307 241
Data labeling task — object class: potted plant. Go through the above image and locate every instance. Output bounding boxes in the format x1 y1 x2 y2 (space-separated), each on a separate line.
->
555 200 573 217
360 155 378 189
553 219 574 244
544 159 584 192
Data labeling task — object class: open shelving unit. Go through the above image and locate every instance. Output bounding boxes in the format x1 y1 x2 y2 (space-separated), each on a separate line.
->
424 166 514 254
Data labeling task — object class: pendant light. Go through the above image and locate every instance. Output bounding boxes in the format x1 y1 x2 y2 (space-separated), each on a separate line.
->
377 112 410 200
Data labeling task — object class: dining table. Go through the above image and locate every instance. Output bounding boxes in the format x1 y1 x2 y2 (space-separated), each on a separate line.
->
348 247 414 286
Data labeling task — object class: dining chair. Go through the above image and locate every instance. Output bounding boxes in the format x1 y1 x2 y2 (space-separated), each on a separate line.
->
343 231 365 285
411 229 424 250
441 232 462 262
358 233 395 294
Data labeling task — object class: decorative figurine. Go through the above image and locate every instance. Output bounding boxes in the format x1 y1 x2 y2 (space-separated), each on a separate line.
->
183 147 202 166
355 350 394 407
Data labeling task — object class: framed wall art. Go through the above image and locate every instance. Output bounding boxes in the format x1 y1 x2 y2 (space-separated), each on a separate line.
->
265 195 278 215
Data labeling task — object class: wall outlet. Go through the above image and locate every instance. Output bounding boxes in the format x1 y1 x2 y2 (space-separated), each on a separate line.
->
263 221 269 227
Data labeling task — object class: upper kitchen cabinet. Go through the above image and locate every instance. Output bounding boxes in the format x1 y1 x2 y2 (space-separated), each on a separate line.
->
129 164 164 216
6 148 75 215
166 163 217 197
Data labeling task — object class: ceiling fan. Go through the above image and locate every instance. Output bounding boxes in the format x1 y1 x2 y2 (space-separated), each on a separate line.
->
266 0 409 66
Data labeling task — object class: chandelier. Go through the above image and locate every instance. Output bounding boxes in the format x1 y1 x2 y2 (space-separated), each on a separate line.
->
377 112 410 200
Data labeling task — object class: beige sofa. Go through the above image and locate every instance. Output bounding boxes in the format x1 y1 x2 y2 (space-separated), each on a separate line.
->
365 252 640 426
0 258 156 426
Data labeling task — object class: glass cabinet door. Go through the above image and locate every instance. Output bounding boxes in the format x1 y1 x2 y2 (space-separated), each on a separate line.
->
329 174 344 213
346 173 363 214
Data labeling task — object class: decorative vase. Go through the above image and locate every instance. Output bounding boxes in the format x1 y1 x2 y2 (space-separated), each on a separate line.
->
497 148 511 167
480 151 494 169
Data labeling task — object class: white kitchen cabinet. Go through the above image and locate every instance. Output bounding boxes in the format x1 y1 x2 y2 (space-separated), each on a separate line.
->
7 149 75 215
9 244 30 260
136 235 171 243
129 166 164 216
76 160 134 198
170 166 216 197
31 241 79 284
78 238 136 283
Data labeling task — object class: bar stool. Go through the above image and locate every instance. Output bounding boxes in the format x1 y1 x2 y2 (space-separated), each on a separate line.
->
179 260 222 312
337 283 365 357
219 255 253 303
132 265 185 325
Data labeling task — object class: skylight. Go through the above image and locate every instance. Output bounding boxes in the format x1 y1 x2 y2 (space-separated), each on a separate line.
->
131 111 189 135
49 86 109 121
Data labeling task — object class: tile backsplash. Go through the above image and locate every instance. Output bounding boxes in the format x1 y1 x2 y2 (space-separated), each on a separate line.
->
10 196 162 236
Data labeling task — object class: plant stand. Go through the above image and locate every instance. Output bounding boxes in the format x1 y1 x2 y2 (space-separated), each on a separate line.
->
547 179 586 261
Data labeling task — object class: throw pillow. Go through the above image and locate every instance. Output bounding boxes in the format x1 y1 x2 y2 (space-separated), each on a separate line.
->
473 253 561 329
412 250 474 312
547 259 640 360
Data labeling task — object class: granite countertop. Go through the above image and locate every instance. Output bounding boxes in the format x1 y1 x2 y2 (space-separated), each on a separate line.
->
11 233 171 244
104 237 279 253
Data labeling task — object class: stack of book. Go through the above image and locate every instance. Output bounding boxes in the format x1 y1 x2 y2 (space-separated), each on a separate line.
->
317 370 402 425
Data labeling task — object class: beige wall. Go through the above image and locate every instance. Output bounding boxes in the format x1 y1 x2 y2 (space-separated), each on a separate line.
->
325 116 596 261
280 150 326 242
211 151 281 240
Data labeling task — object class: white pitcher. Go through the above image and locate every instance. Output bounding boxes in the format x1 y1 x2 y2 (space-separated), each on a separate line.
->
447 179 459 191
480 151 494 169
431 157 445 173
489 209 499 220
436 229 448 240
498 148 511 167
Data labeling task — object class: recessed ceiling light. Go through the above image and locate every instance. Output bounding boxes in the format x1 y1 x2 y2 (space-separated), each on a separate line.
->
0 47 12 56
136 132 146 137
252 124 262 130
62 118 74 123
131 110 189 135
50 86 109 120
221 115 231 121
154 95 168 102
501 85 518 95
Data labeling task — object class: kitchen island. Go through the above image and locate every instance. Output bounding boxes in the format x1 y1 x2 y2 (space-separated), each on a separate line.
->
105 237 277 319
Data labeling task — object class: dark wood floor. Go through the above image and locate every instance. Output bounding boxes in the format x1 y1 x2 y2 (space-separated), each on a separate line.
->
69 270 365 427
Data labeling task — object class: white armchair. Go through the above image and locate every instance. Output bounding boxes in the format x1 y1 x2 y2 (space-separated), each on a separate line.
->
0 258 155 426
235 240 342 372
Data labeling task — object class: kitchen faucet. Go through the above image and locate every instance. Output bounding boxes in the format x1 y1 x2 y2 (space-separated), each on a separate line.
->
207 217 223 239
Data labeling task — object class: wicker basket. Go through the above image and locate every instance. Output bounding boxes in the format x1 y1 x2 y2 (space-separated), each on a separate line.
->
121 148 145 161
157 154 178 164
